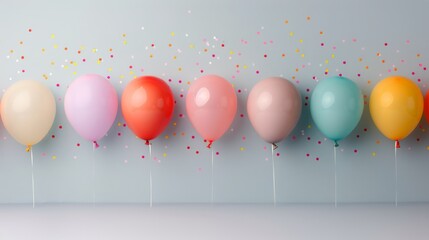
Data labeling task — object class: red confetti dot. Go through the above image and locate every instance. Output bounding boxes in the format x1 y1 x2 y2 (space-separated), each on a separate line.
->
56 83 60 87
191 136 195 139
21 56 25 60
216 152 219 155
354 149 358 153
59 125 63 129
196 151 199 154
28 28 32 32
77 143 80 147
129 65 133 69
384 42 388 46
306 153 310 157
117 132 122 136
186 146 190 150
316 157 320 161
141 155 145 159
256 70 260 74
51 135 55 138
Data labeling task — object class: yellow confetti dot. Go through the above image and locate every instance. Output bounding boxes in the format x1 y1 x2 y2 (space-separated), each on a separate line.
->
129 71 134 75
243 65 248 69
122 33 126 37
295 48 300 53
108 67 113 72
173 56 177 60
325 68 329 73
165 135 169 139
163 153 167 157
41 48 45 53
117 122 122 126
229 51 234 55
52 155 57 160
284 20 289 24
301 54 305 58
325 59 329 64
178 67 182 71
170 32 175 37
289 32 294 37
123 40 127 45
426 146 429 150
307 124 312 128
331 54 335 58
358 58 363 62
189 44 195 48
372 152 376 157
53 44 58 49
50 34 55 39
149 54 153 58
119 75 125 79
299 39 303 43
240 147 245 151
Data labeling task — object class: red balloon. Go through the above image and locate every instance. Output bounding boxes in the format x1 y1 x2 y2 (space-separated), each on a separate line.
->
122 76 174 144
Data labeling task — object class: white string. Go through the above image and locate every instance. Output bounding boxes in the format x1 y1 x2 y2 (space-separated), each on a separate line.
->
334 144 337 208
271 144 277 207
395 142 398 207
92 143 96 205
211 147 214 204
149 143 152 208
30 148 35 208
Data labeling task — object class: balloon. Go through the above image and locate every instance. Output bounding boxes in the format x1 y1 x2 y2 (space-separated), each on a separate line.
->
370 76 423 148
186 75 237 148
247 77 301 148
64 74 118 148
424 90 429 125
310 76 364 147
122 76 174 145
1 80 56 151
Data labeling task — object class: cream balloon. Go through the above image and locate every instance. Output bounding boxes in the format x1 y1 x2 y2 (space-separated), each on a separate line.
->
1 80 56 150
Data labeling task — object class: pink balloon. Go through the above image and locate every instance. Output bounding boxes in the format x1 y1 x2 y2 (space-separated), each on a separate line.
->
186 75 237 147
64 74 118 145
247 77 302 146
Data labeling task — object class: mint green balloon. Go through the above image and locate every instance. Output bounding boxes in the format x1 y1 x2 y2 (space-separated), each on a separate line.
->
310 76 364 147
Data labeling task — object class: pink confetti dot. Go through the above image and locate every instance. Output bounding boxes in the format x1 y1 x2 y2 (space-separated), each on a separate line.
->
306 153 310 157
256 70 260 74
276 153 280 157
186 146 190 150
76 143 80 147
196 151 199 154
216 152 219 155
56 83 60 87
354 149 358 153
141 155 145 158
117 132 122 136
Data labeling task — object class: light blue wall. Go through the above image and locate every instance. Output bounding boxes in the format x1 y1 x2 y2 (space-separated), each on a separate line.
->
1 0 429 203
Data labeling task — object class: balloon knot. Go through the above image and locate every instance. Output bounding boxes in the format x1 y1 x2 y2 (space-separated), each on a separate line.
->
25 145 32 152
145 140 151 146
93 141 100 149
207 140 213 149
334 141 339 148
272 143 278 150
395 140 400 149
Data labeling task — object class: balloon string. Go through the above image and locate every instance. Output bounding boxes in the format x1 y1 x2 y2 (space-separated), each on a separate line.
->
93 141 99 149
334 143 337 208
272 144 277 207
211 147 214 204
395 142 398 207
92 142 96 205
149 143 152 208
30 148 35 208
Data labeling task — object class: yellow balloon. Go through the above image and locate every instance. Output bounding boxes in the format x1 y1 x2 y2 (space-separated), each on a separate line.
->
1 80 56 150
369 76 423 142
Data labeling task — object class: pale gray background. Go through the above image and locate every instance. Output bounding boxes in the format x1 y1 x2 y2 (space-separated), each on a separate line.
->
1 0 429 204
